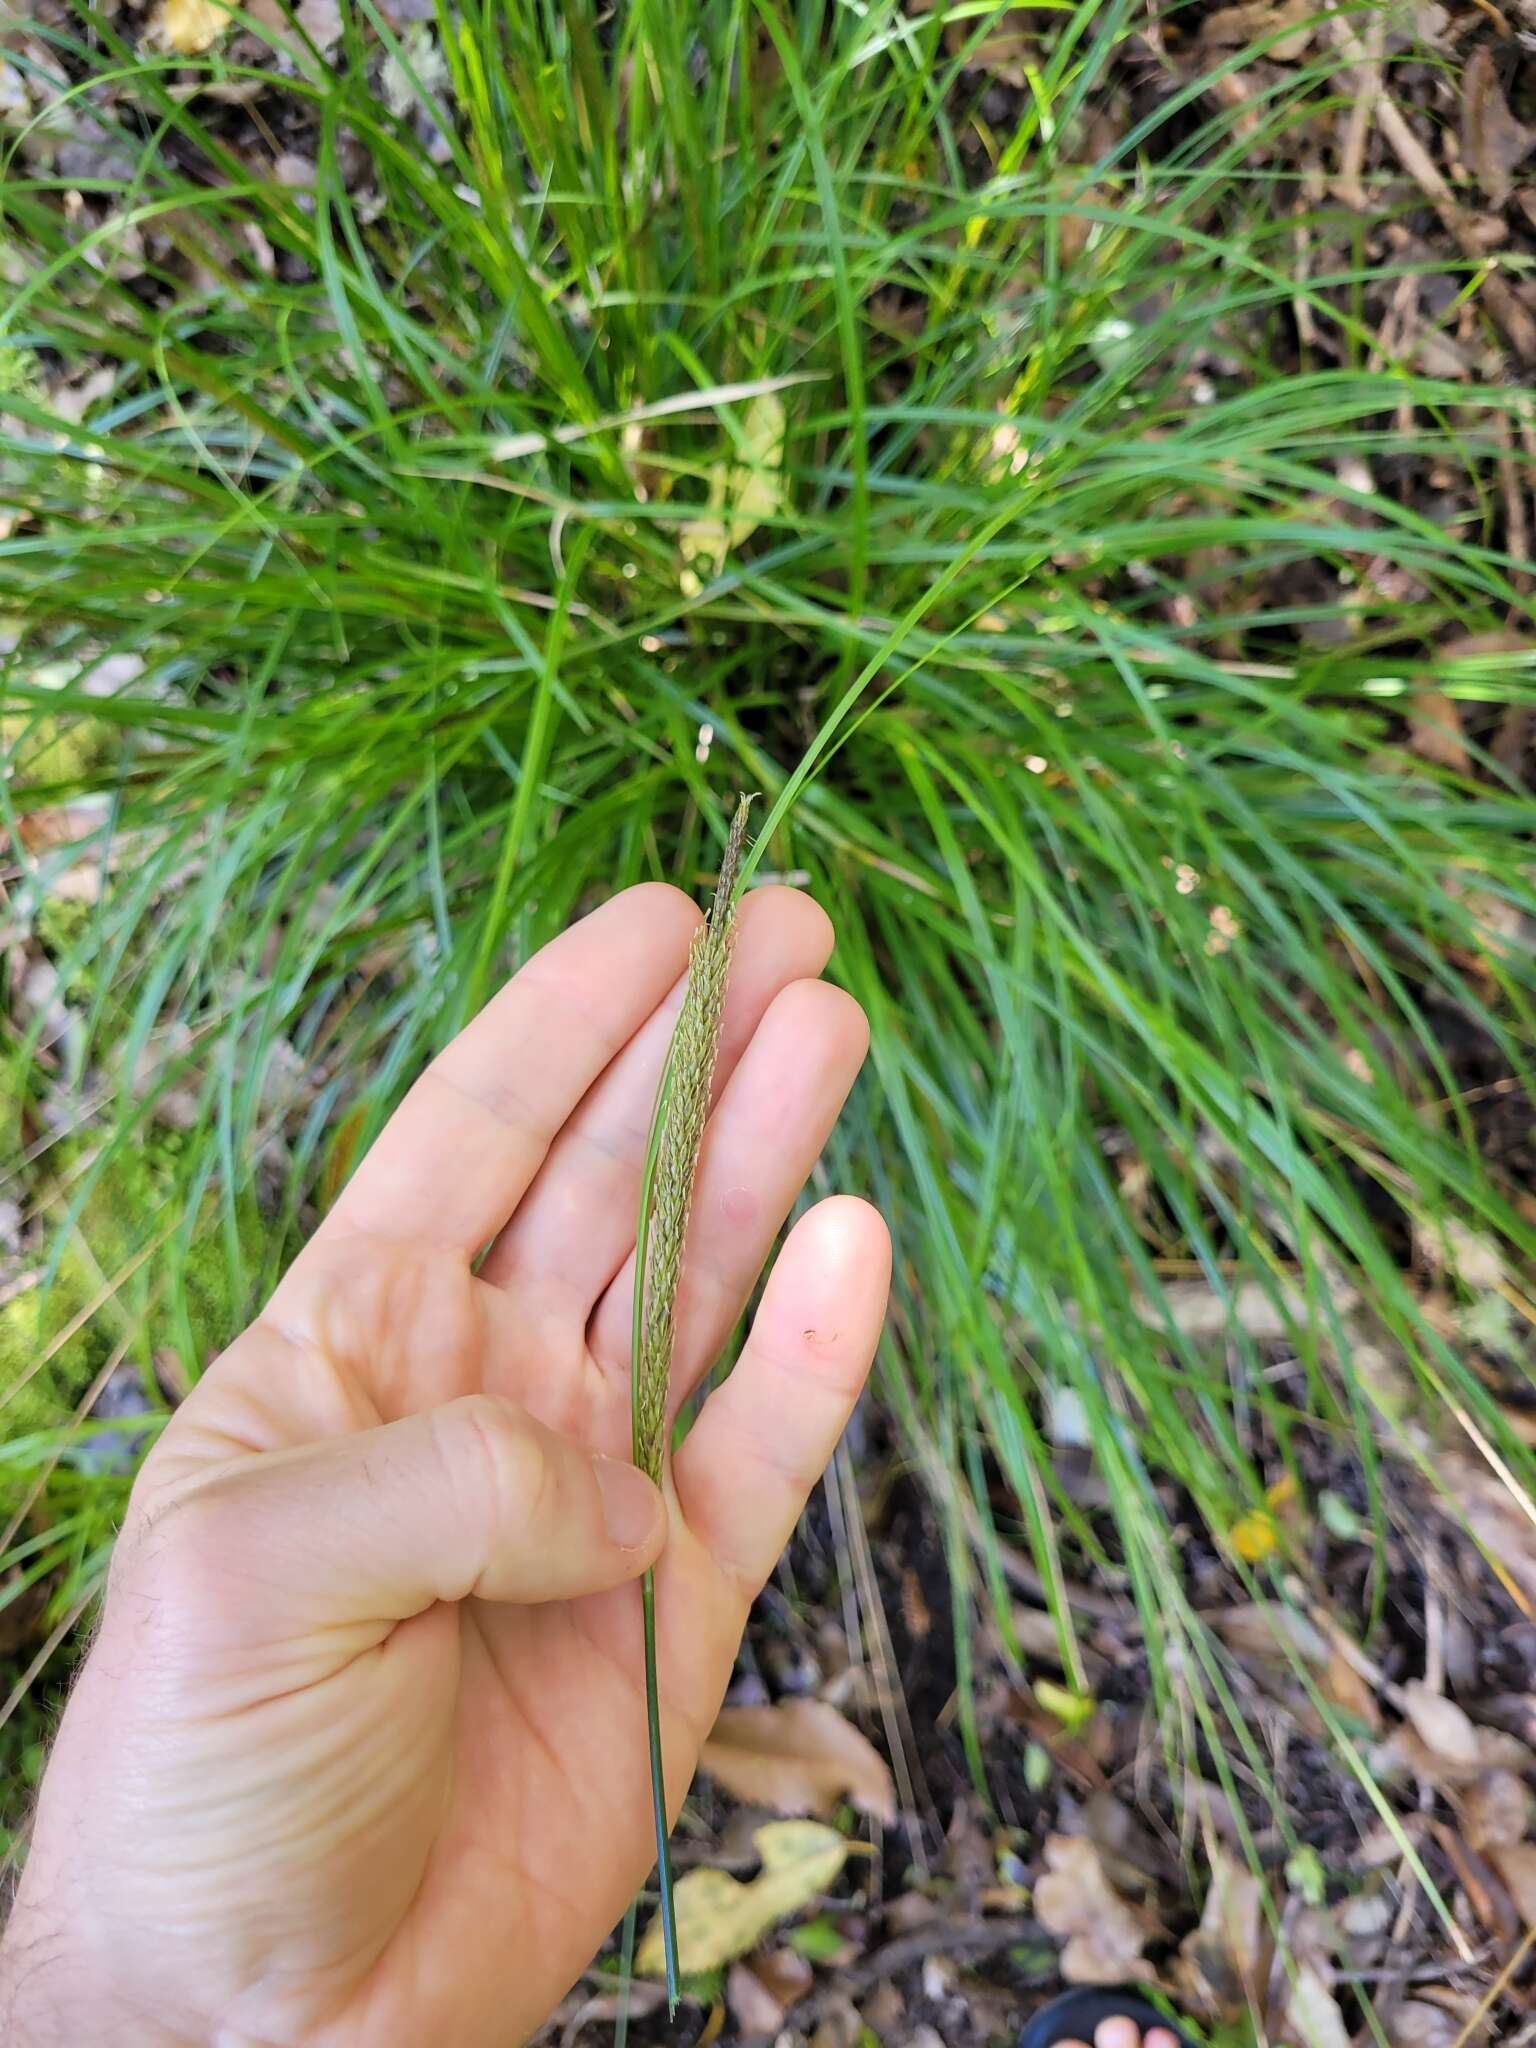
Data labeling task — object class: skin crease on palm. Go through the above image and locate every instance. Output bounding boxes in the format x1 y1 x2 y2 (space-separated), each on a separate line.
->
0 883 895 2048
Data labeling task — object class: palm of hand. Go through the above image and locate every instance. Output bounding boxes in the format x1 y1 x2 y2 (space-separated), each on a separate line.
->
14 884 888 2048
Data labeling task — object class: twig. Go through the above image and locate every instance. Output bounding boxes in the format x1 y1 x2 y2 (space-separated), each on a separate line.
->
1327 7 1536 361
1449 1924 1536 2048
1335 4 1386 213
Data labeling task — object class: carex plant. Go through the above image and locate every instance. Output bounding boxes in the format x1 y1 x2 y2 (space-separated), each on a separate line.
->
3 0 1536 1886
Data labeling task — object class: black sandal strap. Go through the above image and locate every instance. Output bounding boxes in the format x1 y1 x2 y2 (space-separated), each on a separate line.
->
1018 1986 1195 2048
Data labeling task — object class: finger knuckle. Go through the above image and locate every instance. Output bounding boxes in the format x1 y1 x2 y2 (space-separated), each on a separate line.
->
444 1394 551 1541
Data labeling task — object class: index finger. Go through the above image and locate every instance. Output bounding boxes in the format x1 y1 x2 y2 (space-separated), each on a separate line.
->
311 883 703 1258
673 1195 891 1599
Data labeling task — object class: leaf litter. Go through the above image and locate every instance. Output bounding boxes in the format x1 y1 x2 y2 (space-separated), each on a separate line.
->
701 1700 897 1825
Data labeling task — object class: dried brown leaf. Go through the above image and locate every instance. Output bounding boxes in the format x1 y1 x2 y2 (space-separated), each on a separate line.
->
701 1700 897 1824
1175 1847 1267 2019
957 9 1035 88
749 1945 814 2009
1408 691 1472 775
1462 1768 1531 1852
727 1961 786 2037
557 1980 667 2048
901 1568 932 1641
296 0 342 49
1432 1818 1517 1938
810 1993 862 2048
1401 1679 1481 1771
1210 1600 1329 1667
1200 0 1316 60
1386 2002 1460 2048
1489 1840 1536 1925
1321 1643 1381 1732
1283 1965 1352 2048
1462 47 1536 207
1035 1834 1158 1985
861 1980 905 2040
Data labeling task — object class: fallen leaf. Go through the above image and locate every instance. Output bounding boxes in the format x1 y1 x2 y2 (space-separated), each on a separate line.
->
1081 1790 1170 1885
296 0 343 50
1387 2002 1460 2048
1337 1887 1393 1938
637 1821 852 1977
809 1993 862 2048
557 1980 668 2044
0 58 32 123
1462 1768 1531 1852
1432 1818 1516 1938
1462 47 1536 207
1175 1847 1267 2019
1199 0 1317 60
1395 1989 1491 2048
1409 691 1471 775
1376 1714 1535 1795
1489 1841 1536 1925
701 1700 896 1824
861 1979 905 2039
1284 1965 1352 2048
151 0 227 53
1211 1600 1328 1667
727 1960 786 2036
961 10 1035 87
1401 1680 1481 1771
1321 1643 1381 1732
905 0 1036 86
678 393 786 596
1035 1834 1157 1985
901 1568 932 1640
748 1945 813 2009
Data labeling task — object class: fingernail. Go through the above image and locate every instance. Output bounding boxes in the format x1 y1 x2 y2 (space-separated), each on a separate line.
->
594 1458 661 1550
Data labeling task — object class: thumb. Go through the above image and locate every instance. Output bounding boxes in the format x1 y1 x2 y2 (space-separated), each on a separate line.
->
167 1394 666 1633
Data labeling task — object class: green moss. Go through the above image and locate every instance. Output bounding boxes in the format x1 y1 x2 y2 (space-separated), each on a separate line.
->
0 1281 104 1439
34 897 94 963
0 1047 25 1161
1 708 115 791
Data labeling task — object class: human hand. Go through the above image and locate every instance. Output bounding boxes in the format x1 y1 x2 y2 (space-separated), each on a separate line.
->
1 883 890 2047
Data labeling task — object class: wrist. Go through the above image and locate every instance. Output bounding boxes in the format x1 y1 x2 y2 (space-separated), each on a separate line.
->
0 1898 190 2048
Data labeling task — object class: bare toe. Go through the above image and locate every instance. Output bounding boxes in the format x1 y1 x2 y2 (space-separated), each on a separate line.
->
1145 2031 1180 2048
1095 2020 1142 2048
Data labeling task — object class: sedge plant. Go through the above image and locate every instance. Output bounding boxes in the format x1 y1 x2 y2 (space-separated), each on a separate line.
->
2 0 1536 1946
